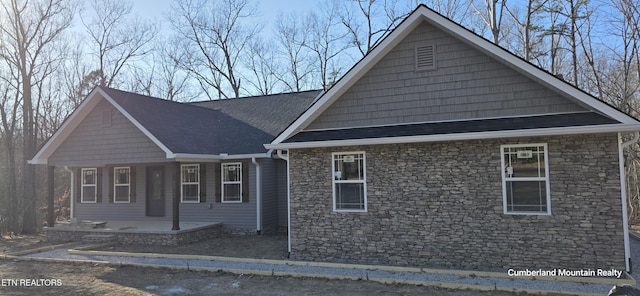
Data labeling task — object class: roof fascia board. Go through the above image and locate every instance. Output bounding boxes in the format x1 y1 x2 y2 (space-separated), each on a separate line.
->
172 153 270 162
97 88 176 159
270 8 426 145
29 87 105 164
264 124 640 149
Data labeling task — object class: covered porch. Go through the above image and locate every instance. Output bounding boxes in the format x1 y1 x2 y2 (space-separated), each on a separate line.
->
44 220 224 246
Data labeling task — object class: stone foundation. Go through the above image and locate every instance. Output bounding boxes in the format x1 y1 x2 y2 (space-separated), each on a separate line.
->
45 223 224 246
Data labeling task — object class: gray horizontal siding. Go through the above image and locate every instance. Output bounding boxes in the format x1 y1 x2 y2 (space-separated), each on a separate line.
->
74 165 148 221
74 162 259 230
307 22 586 130
260 159 279 231
49 98 168 166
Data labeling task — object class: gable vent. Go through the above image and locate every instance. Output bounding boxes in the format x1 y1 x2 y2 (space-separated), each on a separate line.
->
415 44 436 71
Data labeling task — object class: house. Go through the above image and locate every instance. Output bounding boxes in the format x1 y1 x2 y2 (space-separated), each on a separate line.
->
29 86 320 237
264 5 640 272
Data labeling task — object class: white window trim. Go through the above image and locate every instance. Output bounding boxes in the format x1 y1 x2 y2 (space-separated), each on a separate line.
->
181 164 200 203
113 166 130 203
500 143 551 215
81 168 98 203
332 151 367 212
221 162 243 203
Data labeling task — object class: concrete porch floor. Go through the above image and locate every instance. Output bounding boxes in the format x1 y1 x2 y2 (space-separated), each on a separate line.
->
50 220 222 234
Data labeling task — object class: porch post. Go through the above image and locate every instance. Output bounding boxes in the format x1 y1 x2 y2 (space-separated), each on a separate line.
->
172 162 180 230
47 166 55 227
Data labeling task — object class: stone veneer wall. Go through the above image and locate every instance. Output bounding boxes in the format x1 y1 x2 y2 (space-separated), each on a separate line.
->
288 134 626 271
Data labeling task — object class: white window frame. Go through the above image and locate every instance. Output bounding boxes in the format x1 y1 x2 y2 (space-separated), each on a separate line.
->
113 166 130 203
222 162 242 203
181 164 200 203
332 152 367 212
81 168 98 203
501 143 551 215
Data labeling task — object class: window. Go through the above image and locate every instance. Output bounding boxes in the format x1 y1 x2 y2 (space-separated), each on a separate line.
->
332 152 367 212
501 144 550 215
114 167 130 203
181 164 200 203
81 168 97 203
222 163 242 203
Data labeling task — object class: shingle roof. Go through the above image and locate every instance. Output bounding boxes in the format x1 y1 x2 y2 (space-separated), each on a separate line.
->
284 112 618 143
190 90 321 136
101 87 316 155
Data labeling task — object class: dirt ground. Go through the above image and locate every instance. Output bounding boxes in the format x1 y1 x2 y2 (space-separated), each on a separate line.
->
0 235 559 296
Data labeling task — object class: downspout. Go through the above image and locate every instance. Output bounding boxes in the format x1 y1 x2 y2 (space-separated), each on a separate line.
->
619 131 640 273
252 157 262 235
276 149 291 255
64 166 74 219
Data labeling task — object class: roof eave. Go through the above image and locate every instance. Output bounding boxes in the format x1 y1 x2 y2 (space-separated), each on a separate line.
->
264 124 640 149
172 153 271 162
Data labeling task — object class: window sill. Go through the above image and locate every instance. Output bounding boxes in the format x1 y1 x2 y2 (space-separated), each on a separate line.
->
334 209 367 213
504 211 551 216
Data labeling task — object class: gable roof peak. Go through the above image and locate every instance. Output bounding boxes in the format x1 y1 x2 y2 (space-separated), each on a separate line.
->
267 4 640 148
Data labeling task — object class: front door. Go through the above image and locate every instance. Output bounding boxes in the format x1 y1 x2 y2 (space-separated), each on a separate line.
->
146 166 165 217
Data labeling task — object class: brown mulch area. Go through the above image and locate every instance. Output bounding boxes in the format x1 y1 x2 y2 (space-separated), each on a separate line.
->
94 233 289 259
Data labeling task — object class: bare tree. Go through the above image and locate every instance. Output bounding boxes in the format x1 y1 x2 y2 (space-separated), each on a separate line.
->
0 0 74 233
151 37 200 101
81 0 158 88
0 67 21 234
554 0 590 86
472 0 508 44
337 0 409 57
505 0 548 61
539 1 568 75
416 0 472 23
274 12 315 92
303 3 351 90
169 0 259 99
60 35 94 109
244 38 282 95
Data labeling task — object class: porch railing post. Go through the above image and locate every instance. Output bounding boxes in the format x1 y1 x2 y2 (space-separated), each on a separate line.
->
172 162 180 230
47 166 55 227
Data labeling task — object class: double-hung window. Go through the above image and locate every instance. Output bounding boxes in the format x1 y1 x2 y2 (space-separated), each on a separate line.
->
222 163 242 203
81 168 97 203
181 164 200 203
114 167 130 203
332 152 367 212
501 144 550 215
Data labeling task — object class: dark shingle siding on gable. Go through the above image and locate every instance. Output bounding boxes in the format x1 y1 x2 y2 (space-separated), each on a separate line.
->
305 22 588 131
285 112 618 143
